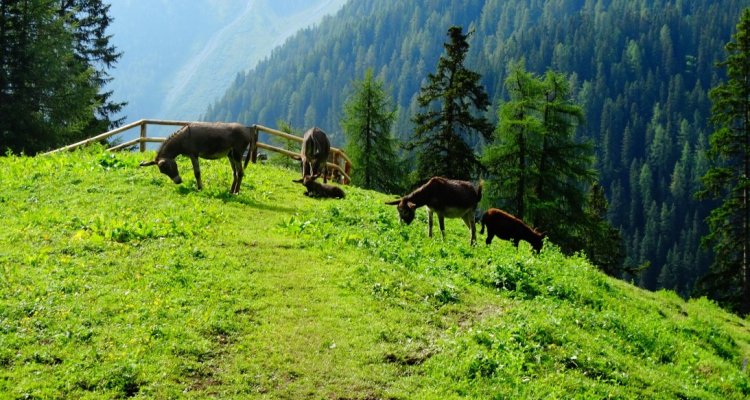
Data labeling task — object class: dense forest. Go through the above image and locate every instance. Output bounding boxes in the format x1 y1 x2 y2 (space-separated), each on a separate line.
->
204 0 750 299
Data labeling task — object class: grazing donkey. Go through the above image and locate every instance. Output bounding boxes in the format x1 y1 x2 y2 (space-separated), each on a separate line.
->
385 177 483 244
140 122 258 194
480 208 544 252
295 175 345 199
295 127 330 183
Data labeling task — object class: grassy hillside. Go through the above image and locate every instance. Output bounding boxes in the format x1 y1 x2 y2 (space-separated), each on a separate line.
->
1 148 749 399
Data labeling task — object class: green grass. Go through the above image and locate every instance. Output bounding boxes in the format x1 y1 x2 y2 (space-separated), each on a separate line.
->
1 147 749 399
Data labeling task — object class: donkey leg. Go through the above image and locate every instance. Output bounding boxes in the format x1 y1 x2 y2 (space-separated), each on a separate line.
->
428 210 434 238
190 156 202 190
302 161 309 179
438 214 446 240
463 214 477 245
233 158 244 194
228 155 238 194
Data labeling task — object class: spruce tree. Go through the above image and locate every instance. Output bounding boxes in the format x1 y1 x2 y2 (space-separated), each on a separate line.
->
341 69 402 193
0 0 121 154
60 0 125 133
409 26 492 182
697 8 750 315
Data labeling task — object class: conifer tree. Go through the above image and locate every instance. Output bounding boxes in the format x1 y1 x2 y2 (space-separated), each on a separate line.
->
341 69 403 193
409 26 492 182
482 61 544 220
484 63 620 267
59 0 125 133
0 0 122 154
697 8 750 315
534 70 596 247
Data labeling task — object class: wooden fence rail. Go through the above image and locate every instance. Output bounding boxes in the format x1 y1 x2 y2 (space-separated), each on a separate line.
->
43 119 351 184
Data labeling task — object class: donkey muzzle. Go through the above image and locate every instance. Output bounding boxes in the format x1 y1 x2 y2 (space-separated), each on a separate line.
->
172 176 183 184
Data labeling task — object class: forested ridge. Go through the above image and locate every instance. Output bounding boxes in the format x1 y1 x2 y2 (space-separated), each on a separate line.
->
204 0 750 299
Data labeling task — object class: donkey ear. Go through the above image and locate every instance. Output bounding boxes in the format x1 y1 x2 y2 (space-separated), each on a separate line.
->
384 198 401 205
140 160 156 167
292 178 303 184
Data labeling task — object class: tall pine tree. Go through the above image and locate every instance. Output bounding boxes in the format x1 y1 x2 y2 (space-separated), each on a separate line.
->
59 0 125 134
697 8 750 315
341 69 403 193
0 0 121 154
409 26 492 182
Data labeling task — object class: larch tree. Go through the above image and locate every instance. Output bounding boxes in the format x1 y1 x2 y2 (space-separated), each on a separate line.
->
341 69 403 193
534 70 597 251
484 62 620 270
409 26 493 182
482 61 544 220
697 8 750 315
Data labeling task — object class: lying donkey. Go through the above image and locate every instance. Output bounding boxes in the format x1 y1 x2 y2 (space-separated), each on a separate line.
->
386 177 483 244
295 175 345 199
480 208 544 252
140 122 258 194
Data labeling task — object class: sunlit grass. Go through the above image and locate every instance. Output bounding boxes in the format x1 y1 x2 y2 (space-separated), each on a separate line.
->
0 147 748 399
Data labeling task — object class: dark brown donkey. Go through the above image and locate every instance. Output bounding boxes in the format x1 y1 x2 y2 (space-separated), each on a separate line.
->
296 127 331 183
140 122 258 194
479 208 544 252
385 177 483 244
295 175 345 199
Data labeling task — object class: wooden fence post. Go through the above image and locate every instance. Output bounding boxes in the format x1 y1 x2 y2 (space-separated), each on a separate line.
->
139 123 147 152
344 159 351 185
251 125 258 163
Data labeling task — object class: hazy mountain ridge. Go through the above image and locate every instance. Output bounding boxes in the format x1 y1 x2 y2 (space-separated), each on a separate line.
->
107 0 347 125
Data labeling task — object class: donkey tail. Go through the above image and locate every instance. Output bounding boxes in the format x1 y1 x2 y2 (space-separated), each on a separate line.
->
243 128 257 169
243 143 253 169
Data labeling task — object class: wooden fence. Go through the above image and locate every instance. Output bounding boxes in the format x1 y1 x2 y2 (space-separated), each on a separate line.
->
44 119 352 184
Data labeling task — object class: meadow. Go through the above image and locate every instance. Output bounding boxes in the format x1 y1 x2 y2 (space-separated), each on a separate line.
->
0 147 749 399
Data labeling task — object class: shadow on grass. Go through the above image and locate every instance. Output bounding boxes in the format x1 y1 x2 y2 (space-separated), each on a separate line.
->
176 185 297 213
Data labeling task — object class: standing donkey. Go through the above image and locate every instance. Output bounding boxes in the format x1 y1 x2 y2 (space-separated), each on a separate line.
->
479 208 544 252
140 122 258 194
385 177 483 245
296 127 330 183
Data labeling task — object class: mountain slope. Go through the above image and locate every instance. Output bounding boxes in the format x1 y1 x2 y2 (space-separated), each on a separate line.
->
106 0 347 125
0 149 748 398
203 0 750 301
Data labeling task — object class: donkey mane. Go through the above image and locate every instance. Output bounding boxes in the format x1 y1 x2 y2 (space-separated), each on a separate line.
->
157 125 189 157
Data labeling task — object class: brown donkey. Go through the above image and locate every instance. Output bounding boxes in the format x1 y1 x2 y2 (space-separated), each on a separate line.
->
480 208 544 252
140 122 257 194
386 177 483 244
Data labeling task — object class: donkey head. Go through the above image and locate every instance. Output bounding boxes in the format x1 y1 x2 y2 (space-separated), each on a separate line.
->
140 158 182 184
385 198 418 224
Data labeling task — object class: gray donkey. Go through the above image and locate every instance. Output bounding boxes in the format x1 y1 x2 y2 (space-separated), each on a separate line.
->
295 127 330 183
140 122 258 194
